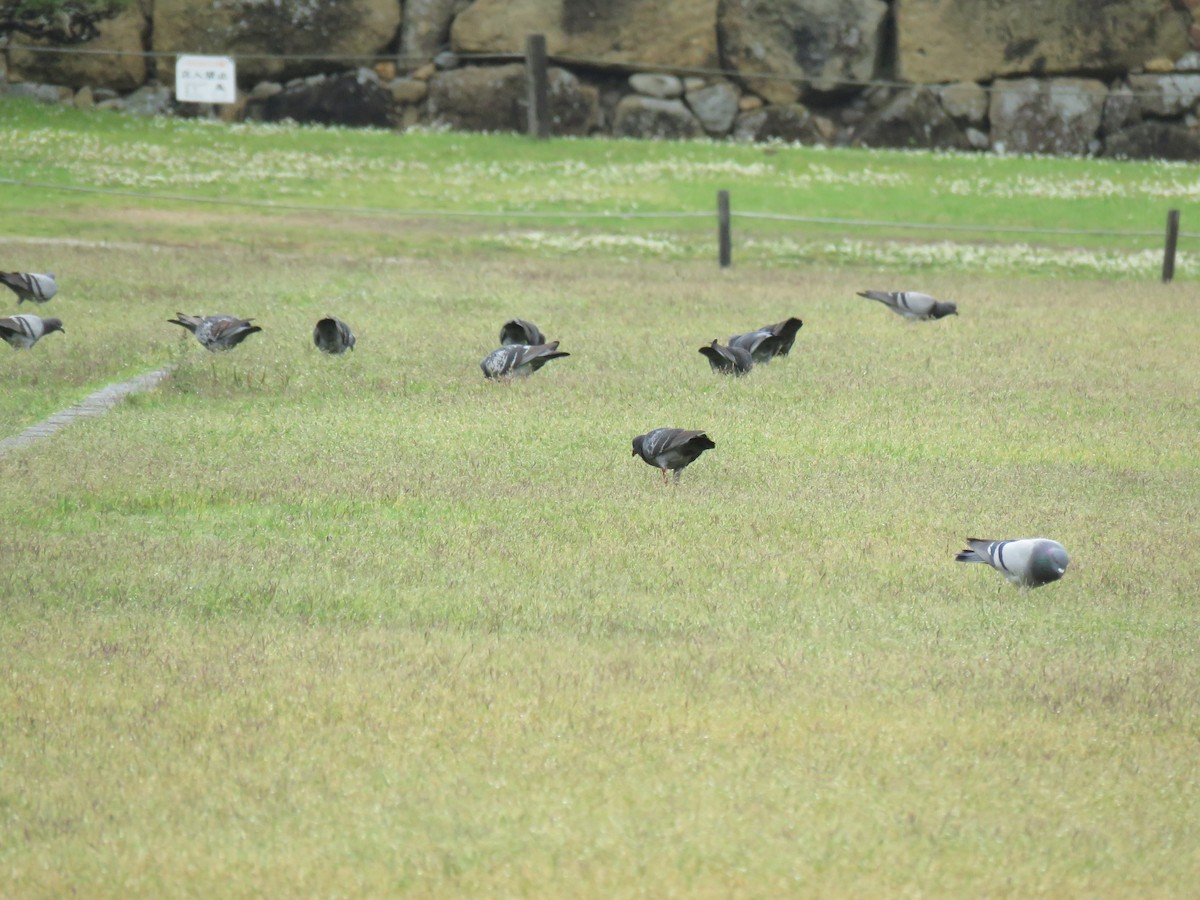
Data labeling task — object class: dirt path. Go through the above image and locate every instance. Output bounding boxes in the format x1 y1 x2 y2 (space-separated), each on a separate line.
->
0 365 175 457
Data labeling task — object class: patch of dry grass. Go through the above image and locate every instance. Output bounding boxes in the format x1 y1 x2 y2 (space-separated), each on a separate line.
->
1 239 1198 894
3 614 1196 896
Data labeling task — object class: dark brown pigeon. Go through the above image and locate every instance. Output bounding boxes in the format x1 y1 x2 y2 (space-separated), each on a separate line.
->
481 341 569 379
632 428 715 484
313 316 355 354
0 314 64 349
729 316 803 363
699 339 753 375
0 271 57 304
168 313 262 352
499 318 546 346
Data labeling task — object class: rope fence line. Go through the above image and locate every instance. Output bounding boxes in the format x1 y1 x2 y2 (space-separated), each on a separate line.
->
733 212 1187 239
3 43 1188 99
1 177 1192 240
2 175 1189 279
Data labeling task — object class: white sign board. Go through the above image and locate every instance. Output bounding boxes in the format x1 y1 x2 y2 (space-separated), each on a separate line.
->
175 55 237 104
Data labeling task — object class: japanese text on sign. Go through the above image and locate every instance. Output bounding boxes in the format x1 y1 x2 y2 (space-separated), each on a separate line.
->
175 55 237 104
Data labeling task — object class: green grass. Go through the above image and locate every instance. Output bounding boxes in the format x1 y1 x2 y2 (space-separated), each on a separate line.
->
1 106 1199 895
1 98 1196 273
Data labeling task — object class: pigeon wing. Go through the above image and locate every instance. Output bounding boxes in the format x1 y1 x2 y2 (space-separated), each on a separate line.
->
0 271 57 304
0 314 38 340
762 317 803 356
520 341 569 372
700 340 752 374
481 342 568 378
499 319 546 346
168 313 204 334
728 329 777 361
0 314 53 348
637 427 715 468
203 316 261 350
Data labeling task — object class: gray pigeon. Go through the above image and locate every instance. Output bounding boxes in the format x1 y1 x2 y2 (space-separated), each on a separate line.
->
168 313 262 352
0 271 57 305
500 318 546 346
0 314 64 349
858 290 957 320
313 316 355 354
955 538 1070 589
729 316 803 363
632 428 715 484
727 329 776 363
699 339 753 375
481 341 569 379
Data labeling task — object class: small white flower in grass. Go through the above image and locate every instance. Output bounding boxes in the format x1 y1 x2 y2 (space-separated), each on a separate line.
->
739 234 1180 278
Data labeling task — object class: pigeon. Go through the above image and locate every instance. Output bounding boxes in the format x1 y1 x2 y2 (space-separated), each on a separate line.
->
955 538 1070 589
499 318 546 346
729 316 803 363
699 339 753 375
481 341 569 379
0 271 57 305
726 329 776 363
858 290 957 320
168 313 262 352
313 316 355 354
631 428 715 484
0 314 64 349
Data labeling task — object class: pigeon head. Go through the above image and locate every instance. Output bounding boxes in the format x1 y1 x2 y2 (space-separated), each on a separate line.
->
933 301 958 318
630 435 643 457
1030 542 1070 585
43 317 65 335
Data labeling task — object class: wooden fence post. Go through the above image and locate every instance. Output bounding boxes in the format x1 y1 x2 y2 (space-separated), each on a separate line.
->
525 34 550 140
1163 208 1180 284
717 189 731 268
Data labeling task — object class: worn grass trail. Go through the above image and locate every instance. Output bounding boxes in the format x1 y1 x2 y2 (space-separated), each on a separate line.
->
1 236 1198 894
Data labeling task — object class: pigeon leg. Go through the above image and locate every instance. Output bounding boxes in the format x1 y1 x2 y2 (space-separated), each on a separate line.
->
660 467 669 485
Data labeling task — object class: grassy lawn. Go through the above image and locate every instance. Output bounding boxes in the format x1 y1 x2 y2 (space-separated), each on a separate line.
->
2 98 1196 270
1 102 1199 895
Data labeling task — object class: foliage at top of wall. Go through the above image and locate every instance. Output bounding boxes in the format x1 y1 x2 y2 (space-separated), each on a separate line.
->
0 0 129 43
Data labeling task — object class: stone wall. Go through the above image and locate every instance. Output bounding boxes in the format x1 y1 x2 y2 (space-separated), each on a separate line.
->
4 0 1200 160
